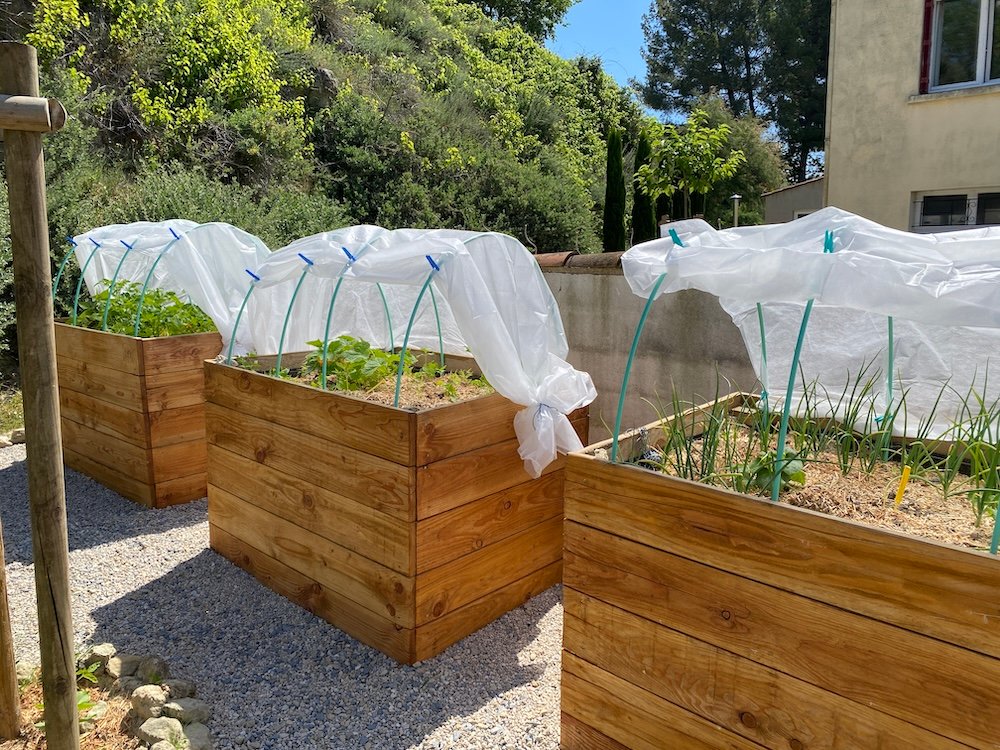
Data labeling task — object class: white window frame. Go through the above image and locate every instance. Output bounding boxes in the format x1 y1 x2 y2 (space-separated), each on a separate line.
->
911 188 1000 232
931 0 999 91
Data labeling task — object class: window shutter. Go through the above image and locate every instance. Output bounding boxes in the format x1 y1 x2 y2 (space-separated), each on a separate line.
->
920 0 934 93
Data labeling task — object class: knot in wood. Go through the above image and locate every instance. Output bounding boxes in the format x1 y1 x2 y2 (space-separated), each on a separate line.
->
301 493 315 509
474 539 484 549
432 600 445 617
254 447 268 463
788 740 805 750
720 609 732 621
739 711 757 729
503 500 512 511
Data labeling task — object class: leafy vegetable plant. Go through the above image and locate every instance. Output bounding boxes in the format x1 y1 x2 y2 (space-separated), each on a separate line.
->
75 280 216 338
302 336 412 391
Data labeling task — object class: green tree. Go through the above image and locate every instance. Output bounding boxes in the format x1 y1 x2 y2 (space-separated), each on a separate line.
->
641 0 766 118
637 109 747 220
463 0 579 40
603 127 626 252
631 129 658 244
762 0 830 181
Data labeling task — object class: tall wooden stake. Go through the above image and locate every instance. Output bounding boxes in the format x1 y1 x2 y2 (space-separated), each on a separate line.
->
0 42 79 748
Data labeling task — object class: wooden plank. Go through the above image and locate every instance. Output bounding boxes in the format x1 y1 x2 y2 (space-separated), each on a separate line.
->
153 473 206 508
60 416 153 485
415 472 562 573
561 713 631 750
566 454 1000 660
564 521 1000 748
415 517 561 625
564 589 968 750
205 402 413 521
140 331 221 375
151 439 206 483
59 388 148 447
209 486 415 627
147 403 206 447
413 560 559 662
415 392 519 464
54 321 142 376
63 446 154 506
56 356 145 412
208 445 412 574
562 653 766 750
144 368 207 411
414 413 586 519
209 525 414 663
204 361 414 465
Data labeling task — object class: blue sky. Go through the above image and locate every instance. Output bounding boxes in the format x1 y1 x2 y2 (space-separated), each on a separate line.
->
547 0 651 89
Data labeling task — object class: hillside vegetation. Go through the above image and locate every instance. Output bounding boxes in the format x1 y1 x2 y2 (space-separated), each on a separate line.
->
11 0 642 257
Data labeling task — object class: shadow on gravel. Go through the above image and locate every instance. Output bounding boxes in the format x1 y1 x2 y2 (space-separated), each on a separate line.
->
90 548 555 750
0 448 207 564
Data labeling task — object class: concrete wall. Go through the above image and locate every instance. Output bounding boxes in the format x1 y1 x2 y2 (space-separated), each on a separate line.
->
825 0 1000 229
763 177 825 223
542 267 756 444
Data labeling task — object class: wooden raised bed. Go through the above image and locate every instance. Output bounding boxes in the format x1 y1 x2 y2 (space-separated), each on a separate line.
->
204 360 589 664
55 322 222 508
562 397 1000 750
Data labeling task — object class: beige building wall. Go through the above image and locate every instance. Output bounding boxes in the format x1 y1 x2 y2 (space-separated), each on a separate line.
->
825 0 1000 229
763 177 825 223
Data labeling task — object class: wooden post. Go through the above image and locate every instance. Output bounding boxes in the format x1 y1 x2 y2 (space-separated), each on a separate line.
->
0 42 79 748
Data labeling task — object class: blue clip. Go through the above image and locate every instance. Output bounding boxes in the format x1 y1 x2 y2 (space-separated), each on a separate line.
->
66 236 78 246
298 252 314 266
341 246 357 263
760 388 769 401
875 414 885 425
668 228 685 247
89 237 101 248
120 240 134 250
169 227 180 240
823 229 835 254
426 255 440 271
245 269 261 282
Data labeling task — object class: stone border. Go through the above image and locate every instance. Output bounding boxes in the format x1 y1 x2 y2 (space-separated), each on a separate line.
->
81 643 213 750
0 426 24 448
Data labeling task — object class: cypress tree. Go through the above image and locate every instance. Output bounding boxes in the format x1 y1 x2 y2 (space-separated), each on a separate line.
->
602 127 626 252
631 130 657 244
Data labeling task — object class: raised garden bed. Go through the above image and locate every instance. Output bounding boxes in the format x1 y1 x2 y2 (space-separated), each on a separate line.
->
561 394 1000 749
55 322 222 507
204 358 588 664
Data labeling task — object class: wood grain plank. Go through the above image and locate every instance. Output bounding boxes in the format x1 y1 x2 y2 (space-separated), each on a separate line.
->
63 446 153 506
205 402 413 521
561 713 630 750
56 356 145 411
140 331 221 375
59 388 148 447
151 439 206 483
413 561 559 662
565 454 1000 660
204 361 413 465
208 444 412 574
564 589 968 750
415 517 561 625
60 416 153 485
147 403 206 447
144 368 208 411
153 473 207 507
209 485 415 627
564 521 1000 749
562 653 767 750
210 525 413 663
54 322 142 376
415 472 563 573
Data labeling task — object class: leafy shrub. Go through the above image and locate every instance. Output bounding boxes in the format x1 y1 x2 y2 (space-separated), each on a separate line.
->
74 281 217 338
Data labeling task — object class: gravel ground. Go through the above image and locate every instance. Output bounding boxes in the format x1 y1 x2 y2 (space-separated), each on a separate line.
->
1 445 563 749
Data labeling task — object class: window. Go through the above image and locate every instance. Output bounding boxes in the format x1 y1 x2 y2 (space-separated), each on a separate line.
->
930 0 999 89
920 194 970 226
913 190 1000 230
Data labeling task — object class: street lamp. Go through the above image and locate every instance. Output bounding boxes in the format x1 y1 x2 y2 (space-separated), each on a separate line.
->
731 194 742 227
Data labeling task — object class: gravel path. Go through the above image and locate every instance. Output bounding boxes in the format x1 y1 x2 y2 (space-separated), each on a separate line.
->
1 445 563 749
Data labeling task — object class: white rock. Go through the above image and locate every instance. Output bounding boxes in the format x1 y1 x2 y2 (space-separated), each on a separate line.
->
137 716 186 746
9 427 24 444
184 721 213 750
163 697 212 725
0 436 11 448
131 684 167 719
106 653 141 678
